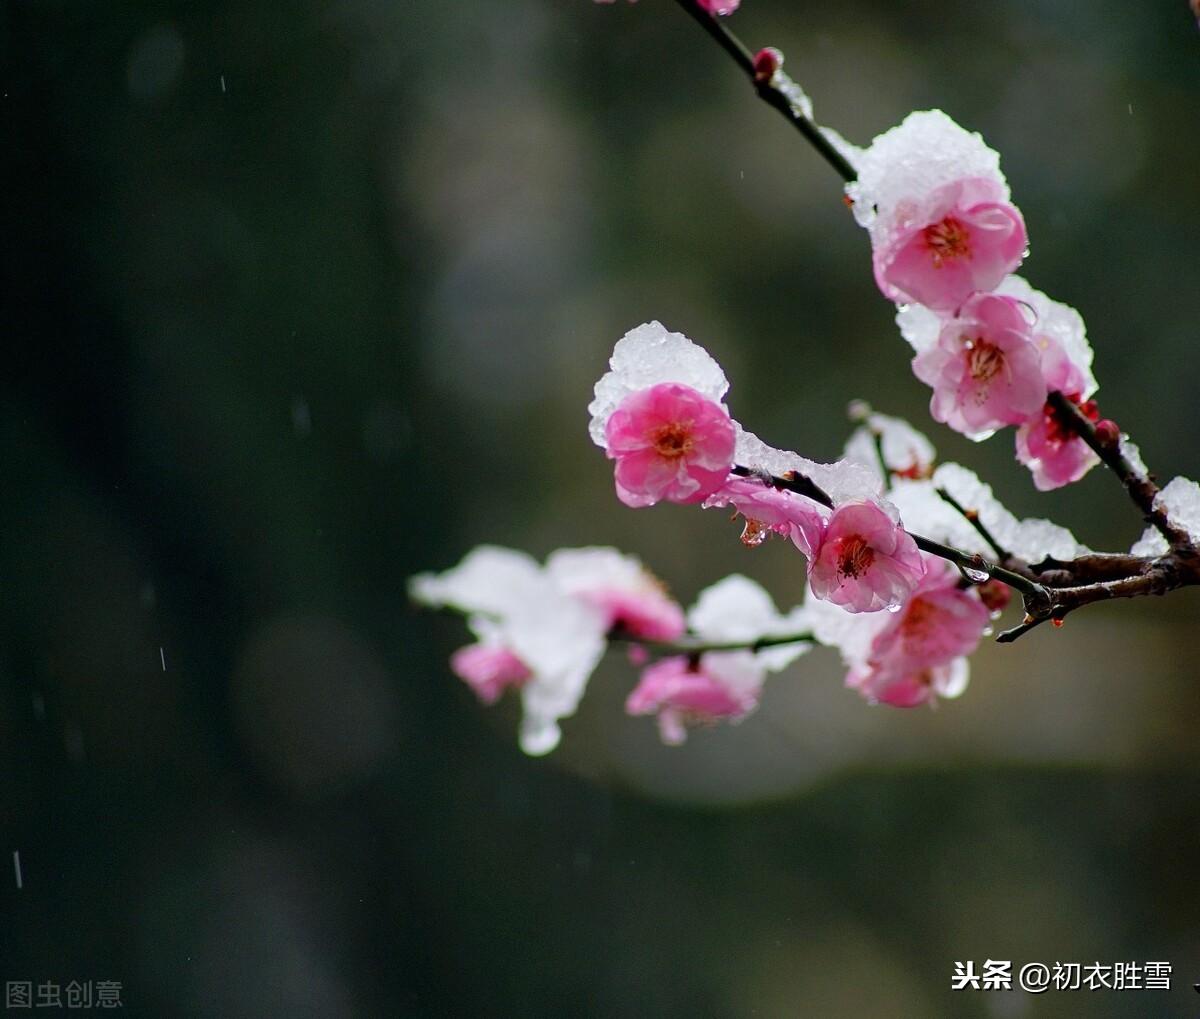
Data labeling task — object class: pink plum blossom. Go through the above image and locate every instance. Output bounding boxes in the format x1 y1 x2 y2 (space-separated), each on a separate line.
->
625 655 758 746
874 177 1026 311
912 293 1046 438
701 476 826 553
1015 396 1100 491
869 558 987 664
545 547 685 642
450 643 532 705
604 382 736 507
1014 326 1101 490
806 500 926 612
843 559 988 707
847 657 970 709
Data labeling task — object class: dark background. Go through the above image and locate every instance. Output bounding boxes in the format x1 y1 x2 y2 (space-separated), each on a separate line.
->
3 1 1199 1015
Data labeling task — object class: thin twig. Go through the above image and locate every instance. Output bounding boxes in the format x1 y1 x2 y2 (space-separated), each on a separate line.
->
671 0 857 182
610 630 815 655
935 487 1011 562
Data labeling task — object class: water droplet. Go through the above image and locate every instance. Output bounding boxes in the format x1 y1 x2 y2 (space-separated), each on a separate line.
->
964 567 990 584
740 520 769 547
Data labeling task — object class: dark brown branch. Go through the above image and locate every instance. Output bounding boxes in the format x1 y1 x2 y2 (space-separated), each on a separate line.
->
998 552 1199 641
671 0 857 182
609 628 814 656
935 486 1011 563
1048 391 1192 549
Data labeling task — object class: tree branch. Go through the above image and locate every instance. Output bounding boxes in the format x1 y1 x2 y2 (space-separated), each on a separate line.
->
609 628 814 656
672 0 857 182
1047 391 1192 549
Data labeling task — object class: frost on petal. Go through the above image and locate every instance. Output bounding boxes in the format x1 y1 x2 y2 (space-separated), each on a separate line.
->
506 587 607 756
588 321 730 448
408 545 545 617
873 178 1027 311
414 546 607 756
1131 526 1168 558
804 593 893 668
896 303 944 356
847 111 1009 248
933 463 1089 562
545 546 685 640
996 275 1097 399
687 574 811 672
1154 476 1200 545
1118 437 1150 481
843 412 937 483
734 424 884 506
887 478 991 557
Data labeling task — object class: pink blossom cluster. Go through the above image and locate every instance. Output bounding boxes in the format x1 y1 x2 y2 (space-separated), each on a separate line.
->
412 547 810 749
589 322 928 614
810 557 995 708
410 545 684 754
851 111 1103 490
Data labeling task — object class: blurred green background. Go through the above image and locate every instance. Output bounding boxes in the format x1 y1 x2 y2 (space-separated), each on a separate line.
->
3 1 1199 1015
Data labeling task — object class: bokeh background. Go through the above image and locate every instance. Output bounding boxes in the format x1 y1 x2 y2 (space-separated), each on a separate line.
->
3 1 1199 1015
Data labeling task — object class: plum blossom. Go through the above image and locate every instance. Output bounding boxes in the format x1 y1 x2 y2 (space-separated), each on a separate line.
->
604 382 736 507
626 656 758 746
912 293 1046 439
806 500 925 612
625 575 810 744
410 546 607 755
845 558 990 707
847 658 970 709
873 178 1026 311
545 546 685 641
450 640 531 706
1015 397 1100 491
590 322 737 507
849 111 1021 307
701 476 826 552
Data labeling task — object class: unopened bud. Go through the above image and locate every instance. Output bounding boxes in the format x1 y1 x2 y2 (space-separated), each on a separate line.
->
846 399 871 423
753 47 783 83
977 579 1012 614
1094 419 1120 447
